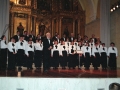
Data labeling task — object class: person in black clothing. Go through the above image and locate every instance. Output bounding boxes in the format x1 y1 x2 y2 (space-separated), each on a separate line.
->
69 33 75 42
0 35 7 70
29 31 36 43
51 39 60 69
23 31 29 41
34 39 43 69
13 31 20 42
7 37 16 70
43 32 53 72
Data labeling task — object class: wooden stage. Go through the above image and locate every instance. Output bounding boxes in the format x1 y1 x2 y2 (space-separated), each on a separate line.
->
0 67 120 78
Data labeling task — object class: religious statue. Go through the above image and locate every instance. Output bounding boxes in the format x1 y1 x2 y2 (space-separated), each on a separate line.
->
39 23 45 36
19 0 26 5
63 26 69 37
17 22 24 35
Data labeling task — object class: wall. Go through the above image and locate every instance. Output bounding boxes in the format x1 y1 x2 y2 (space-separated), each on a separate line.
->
85 19 100 38
110 9 120 68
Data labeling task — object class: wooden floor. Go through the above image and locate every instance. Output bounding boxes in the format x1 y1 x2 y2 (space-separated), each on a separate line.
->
0 67 120 78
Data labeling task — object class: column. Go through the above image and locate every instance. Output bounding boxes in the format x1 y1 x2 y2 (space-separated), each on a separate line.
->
10 12 14 37
59 18 62 37
0 0 9 41
51 19 54 36
33 16 37 35
28 15 31 33
100 0 110 47
73 19 75 33
56 18 59 33
78 19 80 34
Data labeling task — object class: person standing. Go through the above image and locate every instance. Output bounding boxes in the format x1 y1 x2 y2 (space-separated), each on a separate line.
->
7 37 16 70
68 41 76 69
0 35 7 70
100 43 107 70
16 35 26 70
25 40 34 70
43 32 53 72
51 39 60 69
83 43 91 70
77 41 84 69
34 39 43 69
108 42 118 70
60 41 68 69
92 43 101 70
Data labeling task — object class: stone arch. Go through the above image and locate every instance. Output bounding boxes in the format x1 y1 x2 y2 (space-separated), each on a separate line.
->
79 0 99 23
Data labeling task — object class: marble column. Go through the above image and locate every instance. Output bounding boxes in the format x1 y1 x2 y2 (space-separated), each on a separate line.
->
100 0 110 47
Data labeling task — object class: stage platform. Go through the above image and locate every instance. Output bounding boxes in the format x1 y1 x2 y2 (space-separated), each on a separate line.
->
0 67 120 90
0 67 120 78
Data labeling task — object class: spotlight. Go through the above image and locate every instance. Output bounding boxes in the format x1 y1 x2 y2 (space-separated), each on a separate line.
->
116 5 119 8
111 9 113 12
113 7 116 10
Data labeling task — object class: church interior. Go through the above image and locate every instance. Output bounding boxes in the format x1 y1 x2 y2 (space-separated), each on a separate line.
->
0 0 120 90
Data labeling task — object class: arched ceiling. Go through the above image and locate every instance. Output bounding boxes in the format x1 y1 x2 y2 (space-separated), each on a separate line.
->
79 0 99 24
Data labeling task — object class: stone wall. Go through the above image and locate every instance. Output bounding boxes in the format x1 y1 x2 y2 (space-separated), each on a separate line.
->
110 9 120 68
85 19 100 38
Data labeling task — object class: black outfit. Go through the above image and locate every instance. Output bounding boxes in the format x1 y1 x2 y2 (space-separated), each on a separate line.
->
60 46 67 69
29 35 36 43
52 50 59 68
8 42 16 70
1 49 7 69
34 43 43 68
108 47 117 69
27 51 34 69
93 47 101 69
43 38 53 71
101 52 107 69
34 50 43 68
24 35 29 41
0 40 7 69
85 53 91 69
100 47 107 69
68 45 75 69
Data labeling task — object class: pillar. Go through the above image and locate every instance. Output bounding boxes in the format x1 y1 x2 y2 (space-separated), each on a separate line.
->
100 0 110 47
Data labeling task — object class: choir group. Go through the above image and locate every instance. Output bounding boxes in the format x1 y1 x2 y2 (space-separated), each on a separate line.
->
0 31 118 71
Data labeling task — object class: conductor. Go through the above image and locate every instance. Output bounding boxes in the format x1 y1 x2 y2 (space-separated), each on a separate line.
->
43 32 53 72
